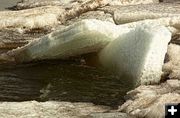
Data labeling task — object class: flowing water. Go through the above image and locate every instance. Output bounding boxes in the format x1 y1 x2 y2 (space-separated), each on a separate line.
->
0 60 132 108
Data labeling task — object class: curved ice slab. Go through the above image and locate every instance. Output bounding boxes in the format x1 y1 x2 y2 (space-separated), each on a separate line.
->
6 19 171 85
99 24 171 85
8 19 130 62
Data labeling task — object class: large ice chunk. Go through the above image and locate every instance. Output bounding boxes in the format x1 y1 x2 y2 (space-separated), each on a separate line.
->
99 24 171 85
8 19 130 62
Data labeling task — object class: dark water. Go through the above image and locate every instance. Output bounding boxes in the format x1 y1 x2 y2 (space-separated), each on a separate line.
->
0 0 20 10
0 60 132 108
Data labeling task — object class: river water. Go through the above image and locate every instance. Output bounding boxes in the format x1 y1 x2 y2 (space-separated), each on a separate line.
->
0 0 20 10
0 60 132 108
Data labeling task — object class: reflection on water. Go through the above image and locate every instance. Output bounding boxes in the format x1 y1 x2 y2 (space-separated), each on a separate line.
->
0 60 132 108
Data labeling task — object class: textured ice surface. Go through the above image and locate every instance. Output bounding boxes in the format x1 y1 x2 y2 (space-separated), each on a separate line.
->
117 17 180 35
108 0 159 5
0 6 64 29
99 24 171 85
0 101 109 118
